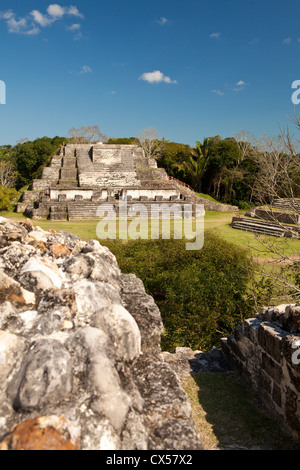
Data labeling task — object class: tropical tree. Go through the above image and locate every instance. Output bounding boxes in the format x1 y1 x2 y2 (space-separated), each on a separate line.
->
10 136 66 188
158 141 194 183
184 137 212 192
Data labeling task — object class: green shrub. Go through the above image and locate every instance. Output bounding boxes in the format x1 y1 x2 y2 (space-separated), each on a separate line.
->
103 233 255 352
0 186 19 211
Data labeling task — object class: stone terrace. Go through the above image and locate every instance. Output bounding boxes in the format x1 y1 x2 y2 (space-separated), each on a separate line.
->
17 143 238 221
231 200 300 239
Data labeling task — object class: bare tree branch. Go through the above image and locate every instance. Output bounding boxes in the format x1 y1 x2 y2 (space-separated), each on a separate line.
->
0 161 17 188
136 128 165 159
68 125 108 144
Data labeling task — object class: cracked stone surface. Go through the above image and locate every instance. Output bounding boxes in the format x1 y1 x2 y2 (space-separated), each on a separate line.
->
0 217 203 451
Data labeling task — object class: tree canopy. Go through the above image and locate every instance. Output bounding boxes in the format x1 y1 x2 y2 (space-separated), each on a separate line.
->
6 136 66 189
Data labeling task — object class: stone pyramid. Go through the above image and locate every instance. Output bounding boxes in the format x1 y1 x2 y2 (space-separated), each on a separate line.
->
17 143 238 221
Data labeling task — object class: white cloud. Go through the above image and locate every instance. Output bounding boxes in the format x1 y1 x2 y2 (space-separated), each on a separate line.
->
139 70 177 84
31 10 54 27
0 10 40 35
66 23 81 31
213 80 248 96
7 16 27 32
66 6 84 18
0 5 84 35
0 10 14 20
47 4 65 18
31 4 84 28
283 37 292 45
26 26 41 36
66 22 82 40
233 81 246 92
212 89 225 96
210 32 221 39
157 17 168 26
79 65 92 74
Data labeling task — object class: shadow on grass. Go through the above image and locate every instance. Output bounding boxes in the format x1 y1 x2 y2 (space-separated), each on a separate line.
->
186 371 300 450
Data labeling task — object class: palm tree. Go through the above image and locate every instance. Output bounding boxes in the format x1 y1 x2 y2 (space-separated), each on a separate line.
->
185 137 212 192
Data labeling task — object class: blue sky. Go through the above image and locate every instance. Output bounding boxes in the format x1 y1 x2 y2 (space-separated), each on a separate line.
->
0 0 299 146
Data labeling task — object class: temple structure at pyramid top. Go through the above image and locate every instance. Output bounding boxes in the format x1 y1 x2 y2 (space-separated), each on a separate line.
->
17 143 238 220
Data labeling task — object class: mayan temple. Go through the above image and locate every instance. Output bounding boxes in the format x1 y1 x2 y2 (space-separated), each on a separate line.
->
17 143 238 220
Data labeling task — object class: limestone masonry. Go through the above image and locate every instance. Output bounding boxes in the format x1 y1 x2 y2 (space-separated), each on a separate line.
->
0 217 203 450
231 200 300 239
17 143 238 220
222 304 300 440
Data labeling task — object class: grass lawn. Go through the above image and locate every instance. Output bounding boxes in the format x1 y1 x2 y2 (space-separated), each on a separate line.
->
2 209 299 261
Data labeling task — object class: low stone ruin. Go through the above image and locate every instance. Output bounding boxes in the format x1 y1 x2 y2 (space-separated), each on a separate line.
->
17 143 238 221
0 217 203 450
222 304 300 440
231 200 300 239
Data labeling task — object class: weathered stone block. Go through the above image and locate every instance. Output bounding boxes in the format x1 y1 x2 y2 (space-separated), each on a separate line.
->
286 363 300 394
285 386 300 435
250 208 300 225
50 213 68 221
16 203 30 213
42 168 60 180
63 157 76 168
50 205 67 213
243 318 261 344
238 336 258 359
258 369 272 395
281 306 300 333
60 168 77 180
234 325 243 342
262 352 282 384
8 339 73 412
272 382 282 408
258 322 286 363
227 334 245 361
22 191 40 203
32 180 58 191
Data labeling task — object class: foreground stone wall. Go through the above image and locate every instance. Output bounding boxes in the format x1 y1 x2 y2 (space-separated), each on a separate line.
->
222 304 300 439
0 217 203 450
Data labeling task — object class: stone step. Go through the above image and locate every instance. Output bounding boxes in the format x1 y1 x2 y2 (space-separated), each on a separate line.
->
232 223 284 237
62 158 77 168
60 168 78 179
50 213 68 221
273 200 300 212
231 217 300 238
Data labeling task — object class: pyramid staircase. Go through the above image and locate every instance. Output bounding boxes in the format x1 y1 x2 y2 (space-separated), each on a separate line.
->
17 143 239 221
